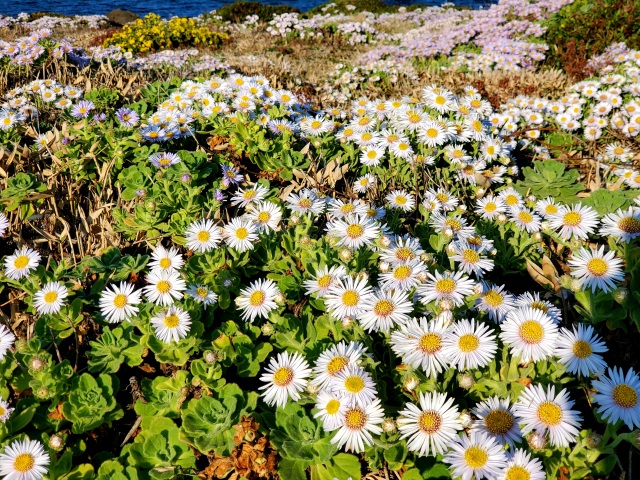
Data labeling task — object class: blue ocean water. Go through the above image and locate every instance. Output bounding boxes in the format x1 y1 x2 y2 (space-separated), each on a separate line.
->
0 0 494 19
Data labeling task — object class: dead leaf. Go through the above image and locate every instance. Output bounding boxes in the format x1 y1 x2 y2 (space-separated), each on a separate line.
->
526 259 555 291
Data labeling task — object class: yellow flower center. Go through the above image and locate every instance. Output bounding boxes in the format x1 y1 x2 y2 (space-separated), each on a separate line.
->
435 96 446 105
419 333 442 354
519 320 544 344
13 255 29 270
395 196 407 205
486 145 495 155
373 299 395 317
483 290 503 307
341 204 355 214
563 211 582 227
311 120 322 129
273 366 294 386
317 274 332 289
462 249 480 263
426 128 438 138
113 293 128 308
408 113 421 124
156 280 171 293
326 399 341 414
367 151 378 159
257 211 271 223
235 227 248 240
249 290 265 307
159 258 172 269
344 408 366 429
612 384 638 408
458 334 480 353
196 287 209 297
0 406 4 416
472 120 483 132
393 265 412 280
572 340 592 359
505 466 531 480
518 211 533 223
435 193 449 203
418 411 442 433
387 134 399 143
344 375 365 393
346 224 364 239
44 291 58 304
163 314 180 328
464 445 488 468
13 453 35 473
435 278 456 294
444 219 462 231
395 247 413 262
342 290 360 307
505 195 519 206
361 132 372 141
586 258 608 277
484 409 514 435
530 301 549 313
537 401 562 426
299 198 312 209
327 356 349 375
484 202 497 213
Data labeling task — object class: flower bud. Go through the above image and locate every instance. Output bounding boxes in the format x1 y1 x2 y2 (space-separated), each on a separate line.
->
586 431 602 448
459 411 473 429
379 261 391 273
306 382 320 395
439 299 453 311
29 357 46 372
614 287 628 304
339 248 353 262
458 373 475 390
382 418 397 433
261 323 275 336
341 316 354 329
532 232 543 242
274 292 285 305
49 435 64 450
403 375 420 392
289 214 301 225
528 432 548 450
204 351 217 364
380 235 392 248
444 228 454 238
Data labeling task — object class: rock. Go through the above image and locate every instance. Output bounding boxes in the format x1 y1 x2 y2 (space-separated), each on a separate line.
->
107 9 140 26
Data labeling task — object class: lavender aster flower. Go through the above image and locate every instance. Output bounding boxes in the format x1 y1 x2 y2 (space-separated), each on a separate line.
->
221 165 242 187
149 152 181 168
92 112 107 122
215 189 226 202
115 107 139 127
71 100 94 118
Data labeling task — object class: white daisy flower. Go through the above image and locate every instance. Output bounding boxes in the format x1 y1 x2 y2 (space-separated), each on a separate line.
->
475 283 516 323
378 258 426 292
360 145 385 166
0 325 16 361
510 208 542 233
0 397 13 423
312 341 365 390
327 214 380 250
567 245 624 293
442 319 498 370
148 245 185 272
450 243 494 278
386 190 415 212
314 391 346 431
259 351 311 408
330 399 384 453
99 282 142 323
235 278 280 323
535 197 561 218
143 269 186 306
397 391 462 457
0 213 8 237
514 384 582 448
324 276 373 320
599 207 640 243
390 316 451 378
471 396 522 448
230 184 269 207
556 323 607 377
303 265 348 298
475 195 506 220
33 282 68 315
514 292 562 324
224 218 259 252
592 367 640 430
379 235 425 265
246 201 282 233
185 219 222 253
4 247 41 280
150 306 192 343
185 284 218 308
549 204 599 240
443 431 506 480
330 365 377 407
498 448 545 480
498 188 523 211
359 289 413 332
285 190 326 216
353 174 376 194
419 270 477 308
499 307 559 362
327 199 368 219
0 438 50 480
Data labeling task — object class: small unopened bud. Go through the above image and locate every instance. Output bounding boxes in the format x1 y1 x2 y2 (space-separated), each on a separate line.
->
300 235 312 246
439 299 454 311
476 187 485 197
472 283 483 296
382 418 397 433
339 248 353 262
306 382 320 395
328 236 339 247
290 214 301 225
586 431 602 448
420 253 433 264
459 411 473 429
532 232 543 242
614 287 628 304
29 357 46 372
204 351 217 364
49 435 64 450
379 261 391 273
416 271 428 283
341 316 354 329
528 432 548 450
496 214 508 224
36 386 50 399
569 237 583 251
261 323 275 336
437 310 454 325
403 375 420 392
569 279 583 292
380 235 392 247
445 243 456 255
459 373 475 390
274 292 285 304
457 204 467 213
313 140 321 148
443 228 454 238
223 278 233 288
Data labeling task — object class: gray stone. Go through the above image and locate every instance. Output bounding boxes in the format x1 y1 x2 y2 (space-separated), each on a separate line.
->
107 9 140 26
